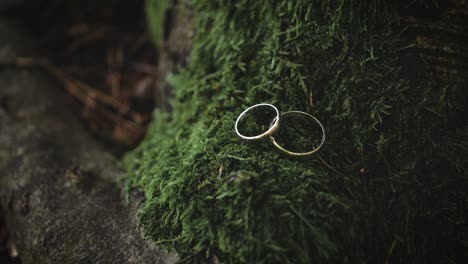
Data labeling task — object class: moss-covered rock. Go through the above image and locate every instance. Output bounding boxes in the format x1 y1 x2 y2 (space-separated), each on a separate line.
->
124 0 468 263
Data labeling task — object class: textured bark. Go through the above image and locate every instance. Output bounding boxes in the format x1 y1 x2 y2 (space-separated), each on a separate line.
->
402 0 468 114
0 18 175 263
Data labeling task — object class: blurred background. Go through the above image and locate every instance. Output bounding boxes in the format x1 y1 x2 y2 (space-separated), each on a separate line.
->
1 1 160 262
1 0 160 153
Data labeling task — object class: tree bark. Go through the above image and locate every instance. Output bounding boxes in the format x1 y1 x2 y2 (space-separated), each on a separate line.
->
402 0 468 113
0 18 175 264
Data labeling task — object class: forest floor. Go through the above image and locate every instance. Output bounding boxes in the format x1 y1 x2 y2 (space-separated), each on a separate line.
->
0 1 158 262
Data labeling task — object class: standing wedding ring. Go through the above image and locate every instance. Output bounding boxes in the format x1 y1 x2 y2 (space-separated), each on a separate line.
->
235 103 326 156
235 103 280 140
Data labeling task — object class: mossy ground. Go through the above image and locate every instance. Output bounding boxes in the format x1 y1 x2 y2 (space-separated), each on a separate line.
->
124 0 468 263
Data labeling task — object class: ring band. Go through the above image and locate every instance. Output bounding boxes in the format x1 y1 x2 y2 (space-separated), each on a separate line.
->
269 111 325 156
235 103 280 140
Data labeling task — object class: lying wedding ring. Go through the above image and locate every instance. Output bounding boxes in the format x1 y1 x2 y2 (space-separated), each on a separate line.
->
235 103 280 140
269 111 325 156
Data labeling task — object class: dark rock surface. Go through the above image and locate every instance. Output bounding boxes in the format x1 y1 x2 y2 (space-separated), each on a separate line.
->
0 18 175 264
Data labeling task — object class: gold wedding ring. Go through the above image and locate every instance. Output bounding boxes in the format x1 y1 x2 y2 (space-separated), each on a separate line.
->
269 111 325 156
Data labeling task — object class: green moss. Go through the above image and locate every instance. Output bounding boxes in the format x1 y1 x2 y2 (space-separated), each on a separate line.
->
124 0 468 263
145 0 171 48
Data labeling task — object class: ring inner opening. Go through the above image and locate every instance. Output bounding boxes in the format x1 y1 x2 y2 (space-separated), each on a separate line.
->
272 112 323 153
237 105 278 137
